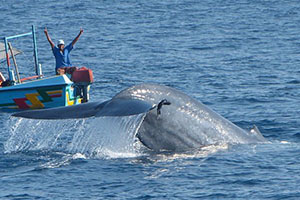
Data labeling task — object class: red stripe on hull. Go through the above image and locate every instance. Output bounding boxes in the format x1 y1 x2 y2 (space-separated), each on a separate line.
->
13 98 30 109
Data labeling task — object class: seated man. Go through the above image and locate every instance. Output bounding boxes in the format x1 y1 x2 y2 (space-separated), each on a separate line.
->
44 27 83 75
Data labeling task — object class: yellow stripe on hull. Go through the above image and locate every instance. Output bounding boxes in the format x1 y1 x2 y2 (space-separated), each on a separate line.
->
25 93 44 109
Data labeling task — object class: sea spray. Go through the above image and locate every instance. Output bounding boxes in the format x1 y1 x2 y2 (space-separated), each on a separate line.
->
5 114 146 158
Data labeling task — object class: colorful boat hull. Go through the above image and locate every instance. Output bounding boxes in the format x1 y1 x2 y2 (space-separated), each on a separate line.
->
0 75 82 110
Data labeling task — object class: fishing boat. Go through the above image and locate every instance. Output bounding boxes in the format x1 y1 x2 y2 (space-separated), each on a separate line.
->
0 25 93 110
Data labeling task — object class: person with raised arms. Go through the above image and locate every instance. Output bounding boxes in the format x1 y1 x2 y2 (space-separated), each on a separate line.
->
44 27 83 75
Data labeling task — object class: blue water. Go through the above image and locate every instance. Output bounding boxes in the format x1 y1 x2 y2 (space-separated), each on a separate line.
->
1 0 300 199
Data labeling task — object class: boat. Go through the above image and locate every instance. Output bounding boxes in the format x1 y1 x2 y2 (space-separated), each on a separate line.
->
0 25 93 110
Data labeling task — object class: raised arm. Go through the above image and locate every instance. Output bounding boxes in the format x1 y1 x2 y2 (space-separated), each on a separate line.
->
72 28 83 46
44 27 55 49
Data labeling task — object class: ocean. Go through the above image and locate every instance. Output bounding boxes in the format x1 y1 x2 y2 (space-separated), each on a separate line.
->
1 0 300 199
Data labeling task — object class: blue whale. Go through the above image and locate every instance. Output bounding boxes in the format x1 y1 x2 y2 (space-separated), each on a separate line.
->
12 84 267 151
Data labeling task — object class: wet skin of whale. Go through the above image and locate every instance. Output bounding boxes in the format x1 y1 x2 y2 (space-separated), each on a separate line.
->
13 84 267 151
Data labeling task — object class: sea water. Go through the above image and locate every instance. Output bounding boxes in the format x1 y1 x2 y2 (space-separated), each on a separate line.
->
0 0 300 199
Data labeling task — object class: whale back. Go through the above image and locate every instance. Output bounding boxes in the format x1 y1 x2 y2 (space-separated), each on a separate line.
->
114 84 267 151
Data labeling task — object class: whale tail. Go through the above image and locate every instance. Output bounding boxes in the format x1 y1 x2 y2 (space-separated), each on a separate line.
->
12 99 155 119
12 98 172 120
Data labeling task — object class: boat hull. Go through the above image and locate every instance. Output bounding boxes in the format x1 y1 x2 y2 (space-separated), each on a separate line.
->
0 75 82 110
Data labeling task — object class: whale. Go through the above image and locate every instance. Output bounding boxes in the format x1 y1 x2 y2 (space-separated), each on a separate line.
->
12 83 267 151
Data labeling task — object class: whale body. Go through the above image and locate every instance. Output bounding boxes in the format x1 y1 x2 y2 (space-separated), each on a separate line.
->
12 84 267 151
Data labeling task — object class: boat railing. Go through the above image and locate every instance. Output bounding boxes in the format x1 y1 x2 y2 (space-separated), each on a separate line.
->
2 25 42 85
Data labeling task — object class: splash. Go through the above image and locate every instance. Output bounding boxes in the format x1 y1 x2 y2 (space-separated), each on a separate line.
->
5 114 146 158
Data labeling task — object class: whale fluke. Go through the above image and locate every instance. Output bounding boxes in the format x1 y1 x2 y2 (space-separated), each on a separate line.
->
12 99 154 119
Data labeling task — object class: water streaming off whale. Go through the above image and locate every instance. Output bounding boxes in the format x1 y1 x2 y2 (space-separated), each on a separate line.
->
5 114 146 158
